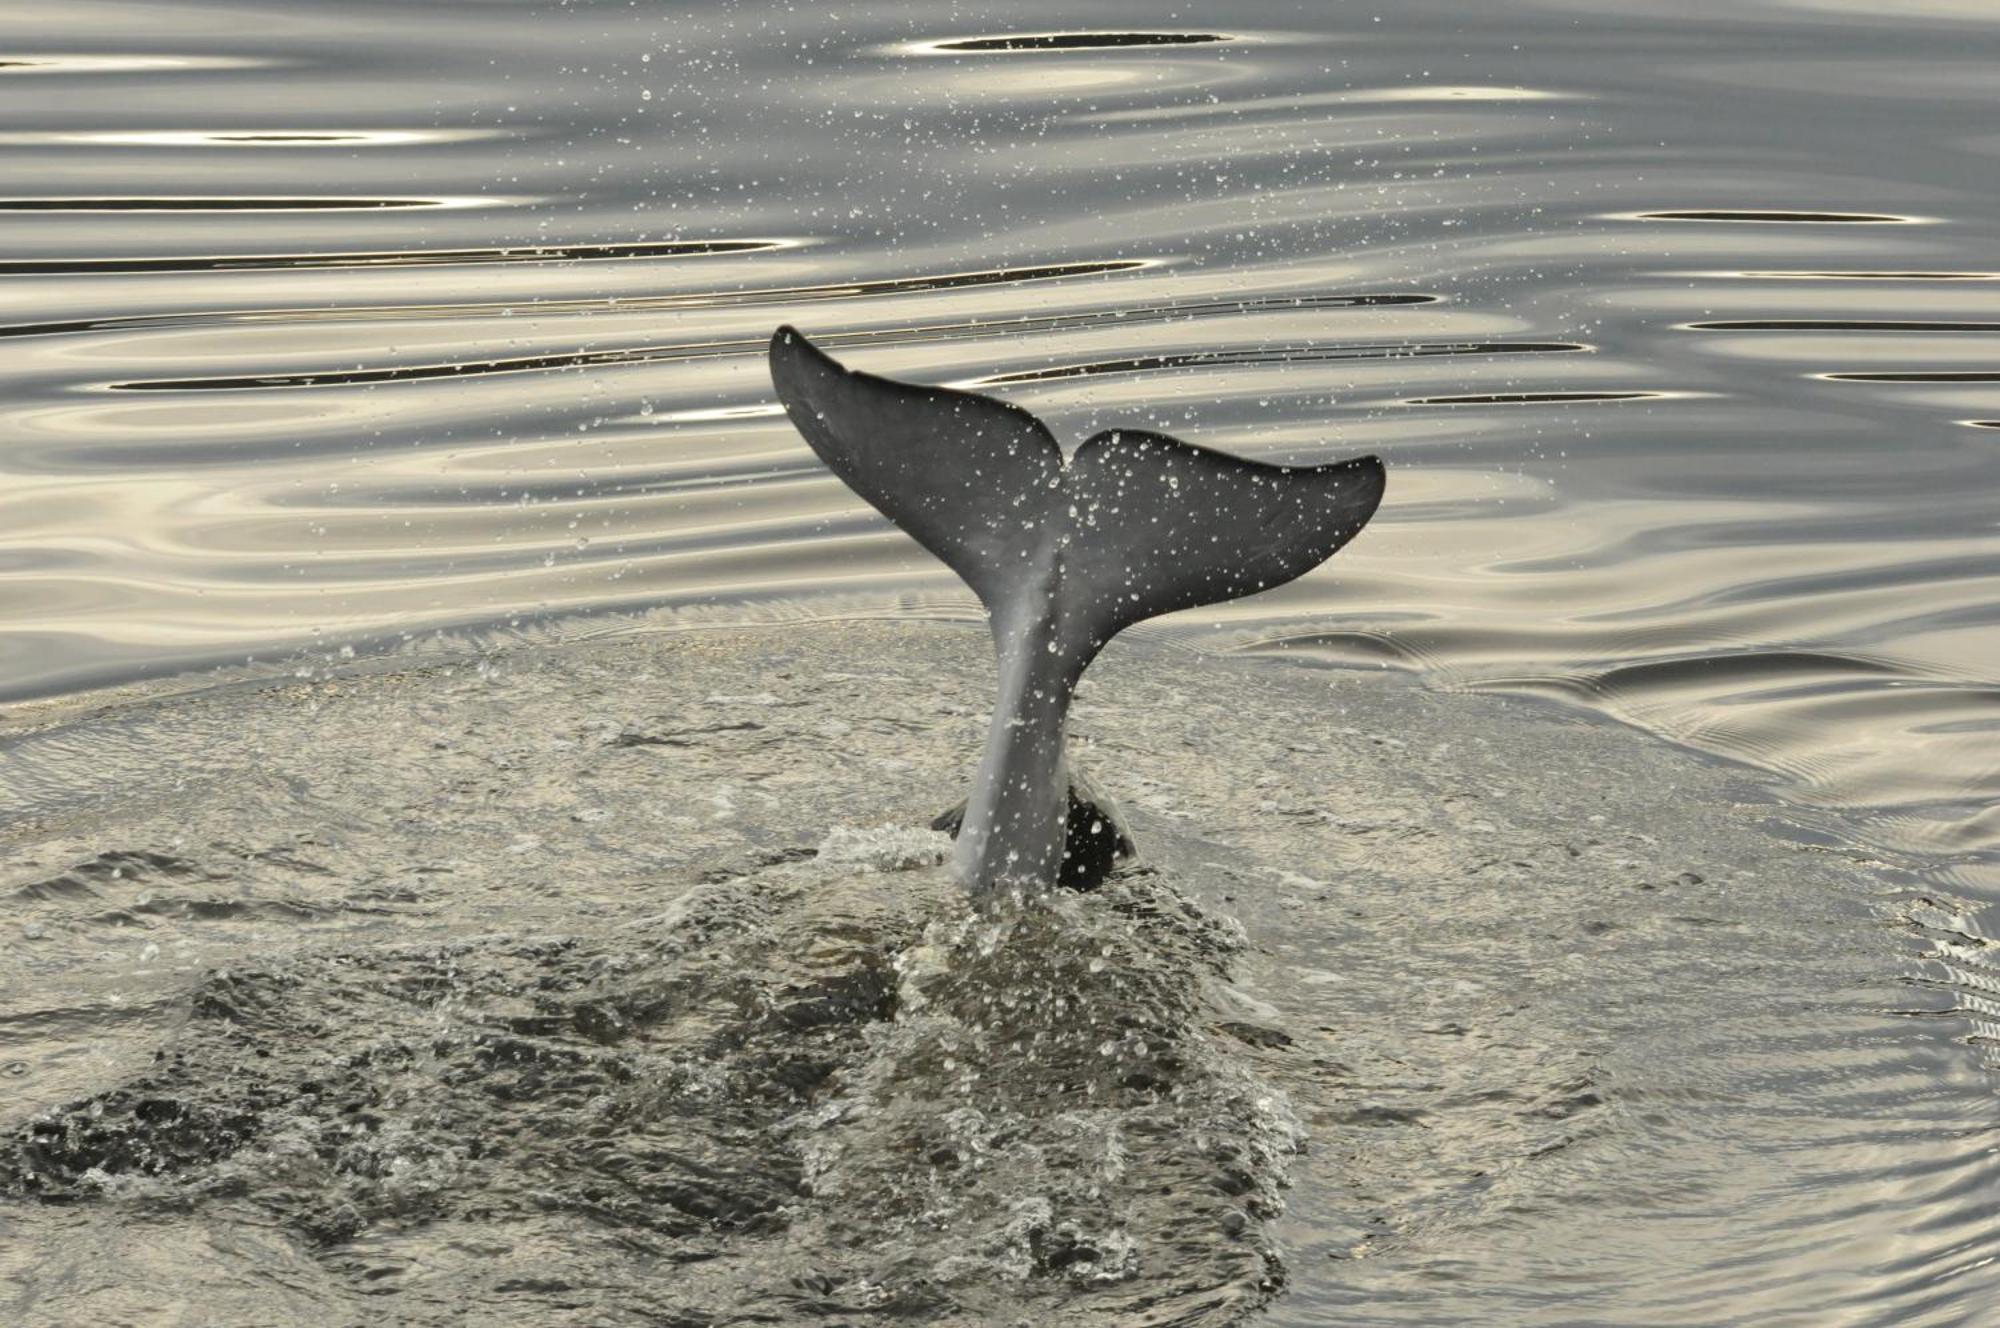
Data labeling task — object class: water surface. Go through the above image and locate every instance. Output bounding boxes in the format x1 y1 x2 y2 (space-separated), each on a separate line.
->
3 0 1999 1321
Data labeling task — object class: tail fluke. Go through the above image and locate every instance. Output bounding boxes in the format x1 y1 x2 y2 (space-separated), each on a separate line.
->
768 326 1385 891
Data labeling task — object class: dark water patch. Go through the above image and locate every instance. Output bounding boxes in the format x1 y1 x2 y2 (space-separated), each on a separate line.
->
86 897 329 927
1662 551 2000 611
926 32 1231 52
106 295 1447 392
1 854 1296 1323
1230 630 1426 671
1725 271 2000 281
1472 650 1911 712
1403 390 1663 405
1633 210 1918 223
0 197 453 212
288 459 831 509
6 1087 269 1188
1822 371 2000 382
9 849 206 903
1687 320 2000 332
0 258 1158 340
0 1000 178 1035
0 238 788 277
104 336 830 391
970 341 1584 387
13 876 101 903
1579 649 1907 700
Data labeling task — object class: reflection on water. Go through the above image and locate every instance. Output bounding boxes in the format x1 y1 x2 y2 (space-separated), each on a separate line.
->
2 0 1999 1320
1403 389 1680 405
0 258 1141 337
1627 209 1927 223
0 238 794 275
0 196 478 210
909 32 1236 54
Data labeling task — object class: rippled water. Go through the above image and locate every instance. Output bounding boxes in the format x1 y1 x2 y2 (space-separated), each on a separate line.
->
3 0 1999 1320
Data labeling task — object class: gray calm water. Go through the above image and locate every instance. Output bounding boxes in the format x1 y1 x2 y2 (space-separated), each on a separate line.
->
3 0 1999 1322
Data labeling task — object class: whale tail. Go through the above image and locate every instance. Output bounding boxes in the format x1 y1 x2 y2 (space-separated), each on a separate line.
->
768 325 1384 889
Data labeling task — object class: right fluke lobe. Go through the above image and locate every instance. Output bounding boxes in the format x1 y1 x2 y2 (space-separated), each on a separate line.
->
1060 427 1382 654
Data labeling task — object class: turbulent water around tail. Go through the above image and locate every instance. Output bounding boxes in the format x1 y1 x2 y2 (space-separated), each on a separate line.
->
5 854 1294 1324
4 623 1989 1323
2 627 1304 1325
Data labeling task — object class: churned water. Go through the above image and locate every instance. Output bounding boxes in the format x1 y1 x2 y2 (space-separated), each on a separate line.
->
4 622 1989 1326
2 1 1999 1323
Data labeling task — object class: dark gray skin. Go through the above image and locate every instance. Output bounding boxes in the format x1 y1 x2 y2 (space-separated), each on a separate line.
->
768 326 1385 893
